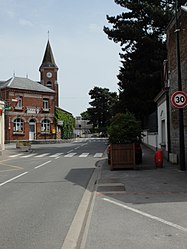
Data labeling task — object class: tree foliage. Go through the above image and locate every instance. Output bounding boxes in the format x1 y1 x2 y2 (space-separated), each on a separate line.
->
80 111 90 120
55 109 75 139
104 0 175 124
108 112 141 144
86 86 118 132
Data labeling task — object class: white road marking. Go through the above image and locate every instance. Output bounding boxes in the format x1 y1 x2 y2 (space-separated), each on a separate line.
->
49 153 63 157
21 154 37 158
34 160 51 169
0 172 28 187
79 153 89 158
94 153 103 158
35 153 50 158
64 153 77 157
9 153 23 158
67 150 74 153
103 198 187 232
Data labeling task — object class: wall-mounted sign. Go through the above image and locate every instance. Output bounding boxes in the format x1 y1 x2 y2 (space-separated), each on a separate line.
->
57 120 64 126
27 107 40 114
171 91 187 108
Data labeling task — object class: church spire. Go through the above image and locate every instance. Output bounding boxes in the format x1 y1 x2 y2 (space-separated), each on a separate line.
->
39 40 58 70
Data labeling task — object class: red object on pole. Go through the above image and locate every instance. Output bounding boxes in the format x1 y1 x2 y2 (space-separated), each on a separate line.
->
155 149 163 168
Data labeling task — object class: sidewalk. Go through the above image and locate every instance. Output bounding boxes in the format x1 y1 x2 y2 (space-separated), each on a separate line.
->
0 143 17 161
83 145 187 249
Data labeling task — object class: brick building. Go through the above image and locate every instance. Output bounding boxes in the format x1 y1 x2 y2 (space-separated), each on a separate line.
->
0 40 65 142
156 9 187 167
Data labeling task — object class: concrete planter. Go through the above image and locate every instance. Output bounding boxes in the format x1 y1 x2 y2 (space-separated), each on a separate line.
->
16 140 31 151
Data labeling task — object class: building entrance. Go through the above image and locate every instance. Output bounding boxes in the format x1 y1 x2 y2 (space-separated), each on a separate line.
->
29 119 36 141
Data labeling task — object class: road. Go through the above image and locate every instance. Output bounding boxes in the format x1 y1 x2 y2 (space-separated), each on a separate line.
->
0 138 108 249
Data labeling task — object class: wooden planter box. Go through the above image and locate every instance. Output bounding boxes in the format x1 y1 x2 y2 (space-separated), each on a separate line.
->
110 143 136 170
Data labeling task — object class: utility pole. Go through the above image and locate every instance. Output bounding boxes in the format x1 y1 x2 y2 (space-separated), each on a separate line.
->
175 0 186 171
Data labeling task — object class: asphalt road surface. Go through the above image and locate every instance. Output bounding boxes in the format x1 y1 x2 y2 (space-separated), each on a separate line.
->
0 138 108 249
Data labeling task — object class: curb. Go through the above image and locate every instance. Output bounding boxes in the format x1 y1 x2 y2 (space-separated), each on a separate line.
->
60 160 103 249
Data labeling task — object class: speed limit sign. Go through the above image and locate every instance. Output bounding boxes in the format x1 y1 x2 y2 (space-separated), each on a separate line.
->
171 91 187 108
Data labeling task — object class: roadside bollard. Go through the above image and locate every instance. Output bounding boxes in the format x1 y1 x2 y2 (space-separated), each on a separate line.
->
155 149 163 168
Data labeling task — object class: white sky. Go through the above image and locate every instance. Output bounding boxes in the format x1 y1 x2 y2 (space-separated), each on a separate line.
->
0 0 124 117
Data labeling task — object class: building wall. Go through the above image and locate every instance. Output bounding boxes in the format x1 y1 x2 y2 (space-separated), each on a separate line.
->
0 101 5 150
167 12 187 165
3 89 56 142
157 98 168 151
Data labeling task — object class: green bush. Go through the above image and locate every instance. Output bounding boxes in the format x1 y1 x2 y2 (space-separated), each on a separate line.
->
108 112 141 144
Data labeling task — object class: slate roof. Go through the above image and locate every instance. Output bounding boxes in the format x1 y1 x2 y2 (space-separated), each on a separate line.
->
0 76 55 93
39 40 58 70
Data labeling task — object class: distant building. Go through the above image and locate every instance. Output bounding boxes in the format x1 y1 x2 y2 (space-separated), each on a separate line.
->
74 117 93 137
0 40 73 142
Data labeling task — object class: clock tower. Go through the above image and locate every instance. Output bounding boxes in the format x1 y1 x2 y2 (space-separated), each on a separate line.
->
39 40 59 107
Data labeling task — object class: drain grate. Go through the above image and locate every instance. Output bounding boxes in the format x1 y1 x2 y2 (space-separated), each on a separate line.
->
97 182 125 192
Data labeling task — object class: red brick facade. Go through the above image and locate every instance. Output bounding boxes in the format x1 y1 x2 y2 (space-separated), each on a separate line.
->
0 40 61 142
2 88 56 142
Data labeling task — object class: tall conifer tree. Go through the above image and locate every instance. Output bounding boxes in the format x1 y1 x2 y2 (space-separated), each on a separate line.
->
104 0 174 124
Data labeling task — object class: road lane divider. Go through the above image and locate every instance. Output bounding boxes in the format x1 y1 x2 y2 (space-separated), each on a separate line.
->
34 160 51 169
0 172 28 187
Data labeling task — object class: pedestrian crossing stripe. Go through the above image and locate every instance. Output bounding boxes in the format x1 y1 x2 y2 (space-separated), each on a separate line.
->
35 153 50 158
21 153 37 158
94 153 103 158
49 153 63 157
64 153 77 157
79 153 89 157
9 153 23 158
9 152 103 158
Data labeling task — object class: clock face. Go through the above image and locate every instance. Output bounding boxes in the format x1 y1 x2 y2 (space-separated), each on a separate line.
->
46 72 52 78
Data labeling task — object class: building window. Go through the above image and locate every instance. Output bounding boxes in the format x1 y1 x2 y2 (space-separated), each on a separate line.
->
46 81 52 88
15 96 23 110
13 118 24 132
43 98 50 112
41 119 50 132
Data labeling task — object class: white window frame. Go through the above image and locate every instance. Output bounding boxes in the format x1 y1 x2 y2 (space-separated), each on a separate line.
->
41 119 50 132
43 99 49 109
15 96 23 109
13 118 24 132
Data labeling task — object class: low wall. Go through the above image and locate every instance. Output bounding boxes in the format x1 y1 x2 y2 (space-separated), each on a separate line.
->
142 131 158 151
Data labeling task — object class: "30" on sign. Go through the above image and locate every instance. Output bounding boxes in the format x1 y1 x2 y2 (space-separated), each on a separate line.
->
171 91 187 108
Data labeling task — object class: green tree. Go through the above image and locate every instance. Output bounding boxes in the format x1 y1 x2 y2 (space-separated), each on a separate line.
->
55 109 75 139
80 111 90 120
104 0 174 124
87 87 118 133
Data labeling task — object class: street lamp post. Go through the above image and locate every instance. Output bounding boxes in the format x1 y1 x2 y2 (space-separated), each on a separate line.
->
175 0 186 171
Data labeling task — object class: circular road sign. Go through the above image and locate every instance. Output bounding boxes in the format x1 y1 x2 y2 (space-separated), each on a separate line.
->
171 91 187 108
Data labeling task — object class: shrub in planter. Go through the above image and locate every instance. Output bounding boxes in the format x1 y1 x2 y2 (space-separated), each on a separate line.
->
108 112 142 169
108 112 141 144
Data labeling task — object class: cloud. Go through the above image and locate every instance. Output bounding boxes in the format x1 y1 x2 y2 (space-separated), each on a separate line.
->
6 10 16 19
19 18 33 27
